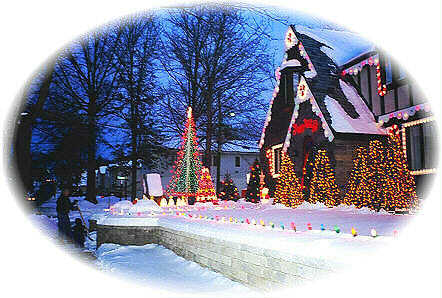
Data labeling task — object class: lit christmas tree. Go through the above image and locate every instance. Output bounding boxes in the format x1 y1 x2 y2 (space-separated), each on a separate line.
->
343 127 418 212
166 107 203 201
343 146 370 208
383 128 419 210
245 159 261 203
308 150 340 207
219 173 240 201
196 167 217 203
274 152 303 208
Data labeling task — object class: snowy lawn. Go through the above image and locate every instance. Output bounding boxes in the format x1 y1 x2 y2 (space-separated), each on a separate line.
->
37 195 124 224
96 243 252 294
94 199 414 267
33 195 415 290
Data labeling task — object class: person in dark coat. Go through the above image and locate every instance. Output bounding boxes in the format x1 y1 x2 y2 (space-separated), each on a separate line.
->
72 218 86 248
56 188 77 240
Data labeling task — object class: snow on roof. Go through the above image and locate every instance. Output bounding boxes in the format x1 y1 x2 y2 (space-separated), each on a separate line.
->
295 25 375 66
324 80 386 135
280 59 301 71
99 166 107 174
222 140 259 153
162 139 259 153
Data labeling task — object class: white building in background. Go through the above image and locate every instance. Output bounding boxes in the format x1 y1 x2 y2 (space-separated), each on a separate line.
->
90 140 260 198
157 140 260 194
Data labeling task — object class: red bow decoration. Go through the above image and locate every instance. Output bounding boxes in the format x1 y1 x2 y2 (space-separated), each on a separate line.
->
292 119 319 136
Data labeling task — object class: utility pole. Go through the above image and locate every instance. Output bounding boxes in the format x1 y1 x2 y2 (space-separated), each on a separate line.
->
216 96 222 193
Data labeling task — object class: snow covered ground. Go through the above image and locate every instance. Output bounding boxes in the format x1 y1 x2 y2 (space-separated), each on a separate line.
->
96 243 252 294
33 195 414 292
34 196 254 293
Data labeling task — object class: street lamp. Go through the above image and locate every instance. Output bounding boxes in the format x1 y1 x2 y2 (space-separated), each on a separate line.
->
117 175 128 200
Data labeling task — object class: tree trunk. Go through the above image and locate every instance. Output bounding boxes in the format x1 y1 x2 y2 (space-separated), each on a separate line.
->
204 93 213 169
15 60 55 194
14 116 33 193
130 104 138 202
86 100 97 204
215 96 222 192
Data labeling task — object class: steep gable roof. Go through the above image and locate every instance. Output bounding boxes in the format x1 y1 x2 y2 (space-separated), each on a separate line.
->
290 25 385 137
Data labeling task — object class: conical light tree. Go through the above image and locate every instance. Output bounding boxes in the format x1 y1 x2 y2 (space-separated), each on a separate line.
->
343 146 370 208
343 129 418 212
196 167 217 203
274 152 303 208
308 150 340 207
166 107 203 200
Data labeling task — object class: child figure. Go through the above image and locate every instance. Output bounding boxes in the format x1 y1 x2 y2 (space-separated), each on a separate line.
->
72 218 86 248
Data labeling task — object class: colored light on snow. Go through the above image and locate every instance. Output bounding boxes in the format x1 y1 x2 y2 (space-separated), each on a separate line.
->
351 227 358 237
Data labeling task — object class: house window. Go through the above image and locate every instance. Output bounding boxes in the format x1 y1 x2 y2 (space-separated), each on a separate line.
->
235 156 240 167
274 147 283 175
266 144 283 178
405 118 436 173
385 59 393 84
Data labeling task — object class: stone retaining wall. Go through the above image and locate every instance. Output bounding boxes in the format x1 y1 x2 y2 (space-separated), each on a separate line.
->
96 224 334 290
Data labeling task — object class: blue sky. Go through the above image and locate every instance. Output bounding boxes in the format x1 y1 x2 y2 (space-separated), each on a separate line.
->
32 7 374 162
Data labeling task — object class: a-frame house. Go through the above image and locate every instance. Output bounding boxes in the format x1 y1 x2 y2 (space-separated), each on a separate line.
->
259 25 387 195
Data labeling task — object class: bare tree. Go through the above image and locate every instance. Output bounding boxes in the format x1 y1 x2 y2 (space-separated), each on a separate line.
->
52 30 119 203
159 5 274 189
111 15 162 201
13 60 56 194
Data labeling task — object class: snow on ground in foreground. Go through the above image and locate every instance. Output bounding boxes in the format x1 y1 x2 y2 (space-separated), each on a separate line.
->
29 212 253 295
96 243 252 294
29 214 97 252
100 199 410 237
38 195 123 224
32 196 416 292
93 199 413 266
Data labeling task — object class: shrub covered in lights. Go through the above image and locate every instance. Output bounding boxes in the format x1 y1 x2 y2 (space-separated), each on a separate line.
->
196 167 217 203
274 152 303 208
219 173 240 201
307 149 340 207
245 159 261 203
343 129 418 211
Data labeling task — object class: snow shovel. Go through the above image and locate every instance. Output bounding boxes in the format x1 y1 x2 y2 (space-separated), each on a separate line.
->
76 205 94 242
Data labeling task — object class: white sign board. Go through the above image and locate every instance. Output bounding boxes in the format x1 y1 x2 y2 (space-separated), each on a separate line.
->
143 173 163 197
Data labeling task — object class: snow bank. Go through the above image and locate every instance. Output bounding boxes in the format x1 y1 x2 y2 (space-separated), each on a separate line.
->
96 243 251 294
98 216 159 226
128 200 161 213
111 200 133 212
